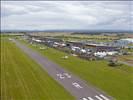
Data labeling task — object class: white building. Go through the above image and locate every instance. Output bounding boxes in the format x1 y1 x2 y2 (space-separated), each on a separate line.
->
112 38 133 47
32 38 42 43
120 38 133 43
94 52 107 58
94 51 118 58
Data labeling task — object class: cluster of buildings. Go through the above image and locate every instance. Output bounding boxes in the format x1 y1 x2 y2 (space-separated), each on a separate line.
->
23 35 133 60
21 33 133 60
109 38 133 48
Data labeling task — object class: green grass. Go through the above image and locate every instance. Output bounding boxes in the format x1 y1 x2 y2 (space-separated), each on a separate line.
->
1 37 74 100
124 48 133 52
54 35 115 42
21 39 133 100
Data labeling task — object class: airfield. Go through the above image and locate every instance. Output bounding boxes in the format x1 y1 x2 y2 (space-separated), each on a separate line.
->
1 34 133 100
13 39 112 100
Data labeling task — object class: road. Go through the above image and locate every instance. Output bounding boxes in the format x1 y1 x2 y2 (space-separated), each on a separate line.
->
104 56 133 67
13 39 113 100
118 61 133 67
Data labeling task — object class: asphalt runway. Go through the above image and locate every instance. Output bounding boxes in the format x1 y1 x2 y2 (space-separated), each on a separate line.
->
13 39 113 100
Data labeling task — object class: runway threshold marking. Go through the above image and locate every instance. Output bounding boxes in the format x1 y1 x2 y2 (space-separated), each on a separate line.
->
87 97 94 100
82 94 110 100
95 95 103 100
100 94 110 100
82 98 88 100
82 97 94 100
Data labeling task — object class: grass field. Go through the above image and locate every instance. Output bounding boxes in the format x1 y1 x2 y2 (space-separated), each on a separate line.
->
1 37 74 100
54 35 116 42
124 48 133 52
29 32 118 42
21 39 133 100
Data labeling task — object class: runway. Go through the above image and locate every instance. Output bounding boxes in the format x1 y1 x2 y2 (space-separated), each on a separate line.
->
13 39 113 100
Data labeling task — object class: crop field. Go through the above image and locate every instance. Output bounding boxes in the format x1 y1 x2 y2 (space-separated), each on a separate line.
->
124 48 133 52
1 37 74 100
21 39 133 100
29 32 118 42
54 36 114 42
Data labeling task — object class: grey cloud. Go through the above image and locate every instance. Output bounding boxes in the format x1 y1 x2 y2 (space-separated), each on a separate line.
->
1 1 132 30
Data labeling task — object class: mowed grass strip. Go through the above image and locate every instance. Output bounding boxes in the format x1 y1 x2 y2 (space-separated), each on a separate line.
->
22 40 133 100
1 38 74 100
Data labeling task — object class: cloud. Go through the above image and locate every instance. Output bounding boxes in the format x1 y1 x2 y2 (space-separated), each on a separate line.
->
1 1 132 30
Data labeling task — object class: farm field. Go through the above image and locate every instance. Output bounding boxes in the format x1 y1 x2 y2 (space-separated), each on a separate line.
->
21 39 133 100
1 37 74 100
54 34 117 42
29 32 118 42
124 48 133 52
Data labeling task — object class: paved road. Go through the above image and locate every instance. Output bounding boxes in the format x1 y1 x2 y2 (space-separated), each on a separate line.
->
13 39 113 100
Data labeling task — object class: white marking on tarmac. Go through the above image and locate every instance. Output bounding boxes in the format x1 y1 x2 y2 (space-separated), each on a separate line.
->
95 95 103 100
82 98 88 100
72 82 83 89
88 97 94 100
56 74 65 79
63 73 71 78
100 94 110 100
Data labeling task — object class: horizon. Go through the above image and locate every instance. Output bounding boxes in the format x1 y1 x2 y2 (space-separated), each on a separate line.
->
1 29 133 33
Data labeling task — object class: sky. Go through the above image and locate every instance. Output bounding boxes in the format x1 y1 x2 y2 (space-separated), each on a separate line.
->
1 1 133 31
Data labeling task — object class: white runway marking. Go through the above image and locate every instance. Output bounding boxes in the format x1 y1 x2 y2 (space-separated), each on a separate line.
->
56 74 65 79
72 82 83 89
100 94 110 100
56 73 71 79
95 95 103 100
82 95 109 100
82 98 88 100
63 73 71 78
88 97 94 100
